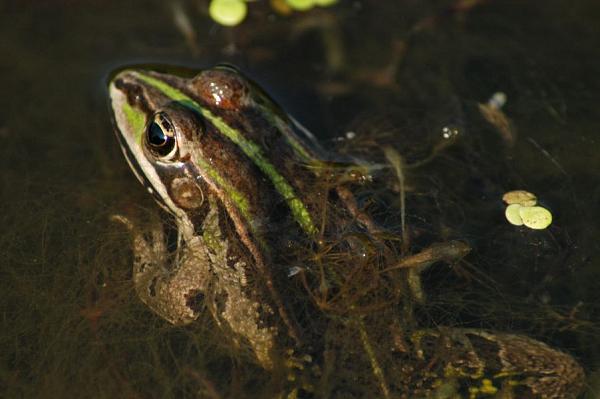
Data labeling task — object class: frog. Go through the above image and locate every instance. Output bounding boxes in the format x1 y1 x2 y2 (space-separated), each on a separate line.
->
108 65 329 370
108 65 585 397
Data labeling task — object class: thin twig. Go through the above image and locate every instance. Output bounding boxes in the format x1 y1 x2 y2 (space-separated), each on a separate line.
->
355 318 390 399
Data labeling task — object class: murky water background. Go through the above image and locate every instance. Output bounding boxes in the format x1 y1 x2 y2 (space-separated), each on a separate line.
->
1 1 600 397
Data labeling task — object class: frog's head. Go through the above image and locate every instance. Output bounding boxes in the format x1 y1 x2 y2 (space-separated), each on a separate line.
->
109 66 317 244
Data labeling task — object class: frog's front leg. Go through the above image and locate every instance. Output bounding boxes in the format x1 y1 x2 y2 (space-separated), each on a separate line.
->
112 214 212 325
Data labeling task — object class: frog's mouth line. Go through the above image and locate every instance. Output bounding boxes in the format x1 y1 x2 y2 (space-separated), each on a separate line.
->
111 116 169 210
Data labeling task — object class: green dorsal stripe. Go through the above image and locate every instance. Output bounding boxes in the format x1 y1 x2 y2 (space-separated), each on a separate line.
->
138 72 317 236
193 156 251 220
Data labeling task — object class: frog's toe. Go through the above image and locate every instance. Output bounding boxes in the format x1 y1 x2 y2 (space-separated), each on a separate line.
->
110 214 135 230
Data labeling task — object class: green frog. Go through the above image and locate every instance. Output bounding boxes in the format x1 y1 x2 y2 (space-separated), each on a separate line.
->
108 65 585 397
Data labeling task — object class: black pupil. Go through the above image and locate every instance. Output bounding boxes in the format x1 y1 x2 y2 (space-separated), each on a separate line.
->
148 121 167 146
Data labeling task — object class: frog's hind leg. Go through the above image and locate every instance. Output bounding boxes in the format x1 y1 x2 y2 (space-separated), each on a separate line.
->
411 329 585 399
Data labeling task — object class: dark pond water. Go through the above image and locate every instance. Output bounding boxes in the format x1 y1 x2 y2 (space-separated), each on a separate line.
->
1 1 599 397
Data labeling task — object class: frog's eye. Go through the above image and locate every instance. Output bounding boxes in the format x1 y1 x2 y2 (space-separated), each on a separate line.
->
146 112 177 159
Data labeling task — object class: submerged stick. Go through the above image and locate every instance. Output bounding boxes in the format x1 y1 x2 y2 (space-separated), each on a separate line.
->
355 318 390 399
383 146 408 250
380 240 471 274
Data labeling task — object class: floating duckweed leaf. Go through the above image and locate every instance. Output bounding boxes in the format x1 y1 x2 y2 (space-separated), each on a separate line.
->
209 0 247 27
315 0 338 5
286 0 315 11
505 204 524 226
519 206 553 230
502 190 537 207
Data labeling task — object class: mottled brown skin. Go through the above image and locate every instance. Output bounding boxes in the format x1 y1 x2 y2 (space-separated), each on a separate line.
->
110 66 585 397
406 329 585 398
